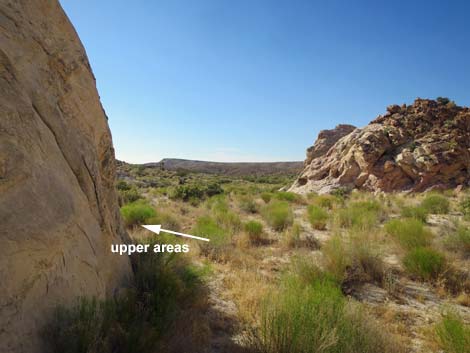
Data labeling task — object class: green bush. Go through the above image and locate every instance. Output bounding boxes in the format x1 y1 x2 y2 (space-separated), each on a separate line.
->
421 194 450 214
116 180 131 191
244 221 264 244
445 226 470 256
253 274 401 353
459 197 470 218
385 218 431 250
307 205 329 230
262 201 293 231
274 191 298 202
403 247 446 280
171 184 205 202
283 223 302 249
244 221 263 237
147 211 181 232
401 206 428 222
336 201 382 230
435 312 470 353
261 192 273 204
170 182 223 202
192 216 231 260
322 234 384 285
120 201 156 227
43 241 205 353
239 196 259 214
436 97 451 105
311 194 338 209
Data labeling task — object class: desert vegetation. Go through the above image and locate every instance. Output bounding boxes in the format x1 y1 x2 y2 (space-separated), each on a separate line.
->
45 165 470 353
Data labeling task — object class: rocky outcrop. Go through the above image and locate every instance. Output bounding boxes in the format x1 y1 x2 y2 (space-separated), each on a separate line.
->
290 99 470 194
304 124 356 165
0 1 132 352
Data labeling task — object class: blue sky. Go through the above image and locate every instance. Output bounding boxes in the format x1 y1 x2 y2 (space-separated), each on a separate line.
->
60 0 470 163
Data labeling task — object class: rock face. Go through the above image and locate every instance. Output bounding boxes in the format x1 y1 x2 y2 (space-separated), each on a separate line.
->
290 99 470 194
0 1 132 352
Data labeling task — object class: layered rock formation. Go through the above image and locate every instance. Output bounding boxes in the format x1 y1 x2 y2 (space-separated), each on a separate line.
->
290 99 470 194
0 1 132 352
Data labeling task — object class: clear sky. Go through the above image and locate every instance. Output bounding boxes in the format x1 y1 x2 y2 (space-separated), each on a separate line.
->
60 0 470 163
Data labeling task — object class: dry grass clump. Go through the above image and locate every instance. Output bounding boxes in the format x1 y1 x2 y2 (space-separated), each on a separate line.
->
403 247 446 281
401 205 429 222
307 205 329 230
249 261 403 353
310 194 340 209
421 193 451 214
261 200 294 231
238 195 259 214
335 200 383 231
435 311 470 353
243 220 265 245
322 233 384 286
384 218 432 250
445 225 470 257
43 239 210 353
282 223 303 248
192 216 232 261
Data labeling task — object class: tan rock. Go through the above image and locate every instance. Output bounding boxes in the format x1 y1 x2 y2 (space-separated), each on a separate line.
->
290 98 470 194
0 1 132 352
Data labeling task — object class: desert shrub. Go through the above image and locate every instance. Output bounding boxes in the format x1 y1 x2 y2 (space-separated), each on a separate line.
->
322 235 349 282
421 194 450 214
205 182 223 197
43 241 205 353
262 201 293 231
435 311 470 353
403 247 446 280
170 182 223 202
244 221 264 244
283 223 302 248
118 185 142 205
147 211 181 232
116 180 131 191
307 205 329 230
206 195 241 234
260 192 273 204
192 216 231 260
437 97 451 105
330 187 350 199
336 200 382 230
311 194 338 209
239 196 259 214
274 191 298 202
322 233 384 285
252 273 402 353
171 184 205 201
347 235 385 285
120 201 156 227
401 206 428 222
459 197 470 218
385 218 432 250
445 226 470 257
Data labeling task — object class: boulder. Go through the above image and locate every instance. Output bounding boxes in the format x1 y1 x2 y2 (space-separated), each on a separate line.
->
290 98 470 194
0 1 132 352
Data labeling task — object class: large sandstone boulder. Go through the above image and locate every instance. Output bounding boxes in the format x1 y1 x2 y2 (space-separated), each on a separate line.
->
0 1 132 352
290 99 470 194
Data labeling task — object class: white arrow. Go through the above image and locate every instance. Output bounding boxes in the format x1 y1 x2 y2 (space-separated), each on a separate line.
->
142 225 210 242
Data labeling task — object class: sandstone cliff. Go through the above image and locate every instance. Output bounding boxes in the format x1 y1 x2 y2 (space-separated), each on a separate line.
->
290 98 470 194
0 1 132 352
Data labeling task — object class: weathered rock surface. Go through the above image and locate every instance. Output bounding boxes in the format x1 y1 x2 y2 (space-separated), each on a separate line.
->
0 1 132 352
290 99 470 194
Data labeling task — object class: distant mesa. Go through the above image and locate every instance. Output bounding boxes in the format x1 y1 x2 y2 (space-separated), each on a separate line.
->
118 158 303 177
290 98 470 194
